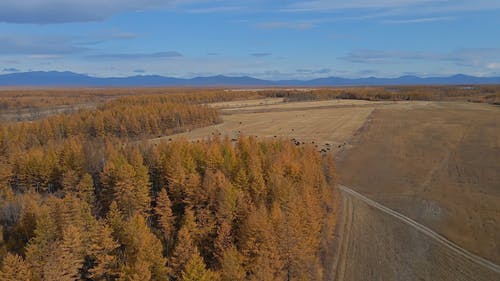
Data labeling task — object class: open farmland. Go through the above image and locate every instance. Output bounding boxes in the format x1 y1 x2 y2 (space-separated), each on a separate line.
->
336 101 500 264
152 99 382 152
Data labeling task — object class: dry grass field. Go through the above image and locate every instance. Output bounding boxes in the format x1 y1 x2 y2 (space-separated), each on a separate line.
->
152 99 378 152
336 101 500 264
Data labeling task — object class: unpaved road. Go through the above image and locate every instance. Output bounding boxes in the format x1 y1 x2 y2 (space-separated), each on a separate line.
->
332 185 500 281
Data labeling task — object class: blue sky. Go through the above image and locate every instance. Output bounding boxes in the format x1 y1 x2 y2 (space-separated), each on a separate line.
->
1 0 499 79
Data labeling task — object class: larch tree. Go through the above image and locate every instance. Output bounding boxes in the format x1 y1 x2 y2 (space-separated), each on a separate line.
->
88 221 120 280
101 156 151 218
76 173 95 207
170 208 197 280
181 248 217 281
220 246 245 281
0 253 32 281
43 225 85 281
25 210 58 280
120 214 169 281
106 201 124 241
154 188 175 252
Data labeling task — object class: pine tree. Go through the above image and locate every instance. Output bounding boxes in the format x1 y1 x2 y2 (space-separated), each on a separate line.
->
0 253 32 281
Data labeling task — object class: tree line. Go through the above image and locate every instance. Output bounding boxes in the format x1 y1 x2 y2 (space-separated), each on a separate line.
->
0 96 220 150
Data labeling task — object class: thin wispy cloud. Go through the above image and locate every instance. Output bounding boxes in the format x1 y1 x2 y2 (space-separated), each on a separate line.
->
256 21 315 30
2 68 20 72
86 51 183 60
339 48 500 71
250 53 272 57
285 0 500 13
296 68 331 75
110 32 138 39
0 0 173 23
383 16 454 24
187 6 243 14
0 35 88 55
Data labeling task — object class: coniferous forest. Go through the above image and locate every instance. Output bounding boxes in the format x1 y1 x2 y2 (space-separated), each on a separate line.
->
0 95 337 281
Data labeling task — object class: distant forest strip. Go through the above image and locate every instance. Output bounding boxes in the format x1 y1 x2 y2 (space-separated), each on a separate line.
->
0 95 221 149
273 85 500 104
1 85 498 121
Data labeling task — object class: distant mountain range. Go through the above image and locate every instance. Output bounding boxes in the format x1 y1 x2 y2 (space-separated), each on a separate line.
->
0 71 499 87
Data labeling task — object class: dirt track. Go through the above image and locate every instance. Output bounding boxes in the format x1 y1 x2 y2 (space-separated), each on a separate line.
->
332 185 500 281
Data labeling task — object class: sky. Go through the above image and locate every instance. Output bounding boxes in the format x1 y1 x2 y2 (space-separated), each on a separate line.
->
0 0 499 80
